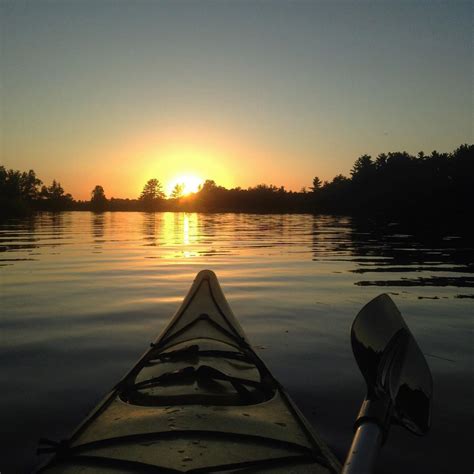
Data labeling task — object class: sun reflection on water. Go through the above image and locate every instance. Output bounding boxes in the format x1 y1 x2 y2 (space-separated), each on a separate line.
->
183 214 189 245
157 212 200 258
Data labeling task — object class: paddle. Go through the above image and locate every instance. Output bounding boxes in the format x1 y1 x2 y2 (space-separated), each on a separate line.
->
342 294 433 474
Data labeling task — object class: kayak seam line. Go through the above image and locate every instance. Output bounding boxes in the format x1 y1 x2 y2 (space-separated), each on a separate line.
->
186 453 327 473
38 454 181 473
68 429 316 455
158 278 245 346
44 452 324 474
158 314 248 350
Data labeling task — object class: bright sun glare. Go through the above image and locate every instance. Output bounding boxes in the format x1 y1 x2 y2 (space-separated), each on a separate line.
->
167 175 203 197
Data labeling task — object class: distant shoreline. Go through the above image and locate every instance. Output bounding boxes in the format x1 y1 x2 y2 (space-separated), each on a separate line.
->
2 144 472 221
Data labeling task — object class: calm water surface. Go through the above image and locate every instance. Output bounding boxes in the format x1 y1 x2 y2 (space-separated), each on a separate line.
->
1 212 472 473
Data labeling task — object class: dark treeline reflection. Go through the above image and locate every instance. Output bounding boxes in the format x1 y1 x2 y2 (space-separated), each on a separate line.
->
2 144 472 219
309 215 474 291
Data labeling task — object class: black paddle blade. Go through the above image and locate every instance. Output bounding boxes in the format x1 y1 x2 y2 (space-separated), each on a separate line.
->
351 294 433 435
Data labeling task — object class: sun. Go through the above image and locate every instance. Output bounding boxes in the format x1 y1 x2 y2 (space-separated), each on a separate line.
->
167 175 203 197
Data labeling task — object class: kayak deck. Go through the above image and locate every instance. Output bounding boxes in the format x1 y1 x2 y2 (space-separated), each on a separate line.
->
39 270 341 473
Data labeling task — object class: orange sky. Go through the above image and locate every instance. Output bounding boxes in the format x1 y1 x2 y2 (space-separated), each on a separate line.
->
1 2 471 200
3 121 338 200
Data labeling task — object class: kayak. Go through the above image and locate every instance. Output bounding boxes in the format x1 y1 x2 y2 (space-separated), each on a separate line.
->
38 269 341 473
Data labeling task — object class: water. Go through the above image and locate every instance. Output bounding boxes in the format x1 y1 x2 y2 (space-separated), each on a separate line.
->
1 212 472 473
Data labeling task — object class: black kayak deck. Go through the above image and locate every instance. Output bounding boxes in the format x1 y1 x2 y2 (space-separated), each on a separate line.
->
38 270 341 473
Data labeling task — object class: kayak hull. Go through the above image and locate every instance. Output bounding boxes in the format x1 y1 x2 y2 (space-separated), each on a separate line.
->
38 270 340 473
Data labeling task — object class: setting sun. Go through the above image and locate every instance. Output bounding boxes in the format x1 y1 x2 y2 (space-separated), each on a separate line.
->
166 175 203 197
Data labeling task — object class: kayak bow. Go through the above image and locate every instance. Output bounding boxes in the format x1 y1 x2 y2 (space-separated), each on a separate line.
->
38 269 341 473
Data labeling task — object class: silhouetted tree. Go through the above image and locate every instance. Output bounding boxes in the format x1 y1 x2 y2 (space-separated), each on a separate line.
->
20 170 42 200
332 174 350 185
41 180 63 200
311 176 322 192
171 183 184 199
0 167 42 200
91 185 107 211
39 180 73 210
139 179 165 210
200 180 217 192
1 168 22 200
351 155 375 180
0 167 43 215
375 153 388 169
140 179 165 200
313 174 351 212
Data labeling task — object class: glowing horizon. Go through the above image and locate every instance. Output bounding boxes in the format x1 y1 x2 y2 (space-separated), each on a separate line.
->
166 175 203 197
1 2 471 201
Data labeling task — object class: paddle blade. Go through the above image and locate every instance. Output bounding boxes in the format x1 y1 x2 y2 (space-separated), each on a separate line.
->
351 294 433 435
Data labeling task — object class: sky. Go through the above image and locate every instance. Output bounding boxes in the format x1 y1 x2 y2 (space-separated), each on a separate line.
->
1 0 472 200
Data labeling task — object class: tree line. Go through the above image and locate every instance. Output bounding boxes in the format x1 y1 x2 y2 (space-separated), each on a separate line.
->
311 144 473 218
0 168 74 215
1 144 472 219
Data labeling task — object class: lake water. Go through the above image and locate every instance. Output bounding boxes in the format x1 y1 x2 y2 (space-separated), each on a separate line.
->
1 211 472 473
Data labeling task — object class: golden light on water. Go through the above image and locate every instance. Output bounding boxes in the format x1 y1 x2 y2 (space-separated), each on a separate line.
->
159 212 199 258
183 213 190 245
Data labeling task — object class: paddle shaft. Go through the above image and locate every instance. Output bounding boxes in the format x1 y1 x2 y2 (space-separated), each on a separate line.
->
342 421 383 474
